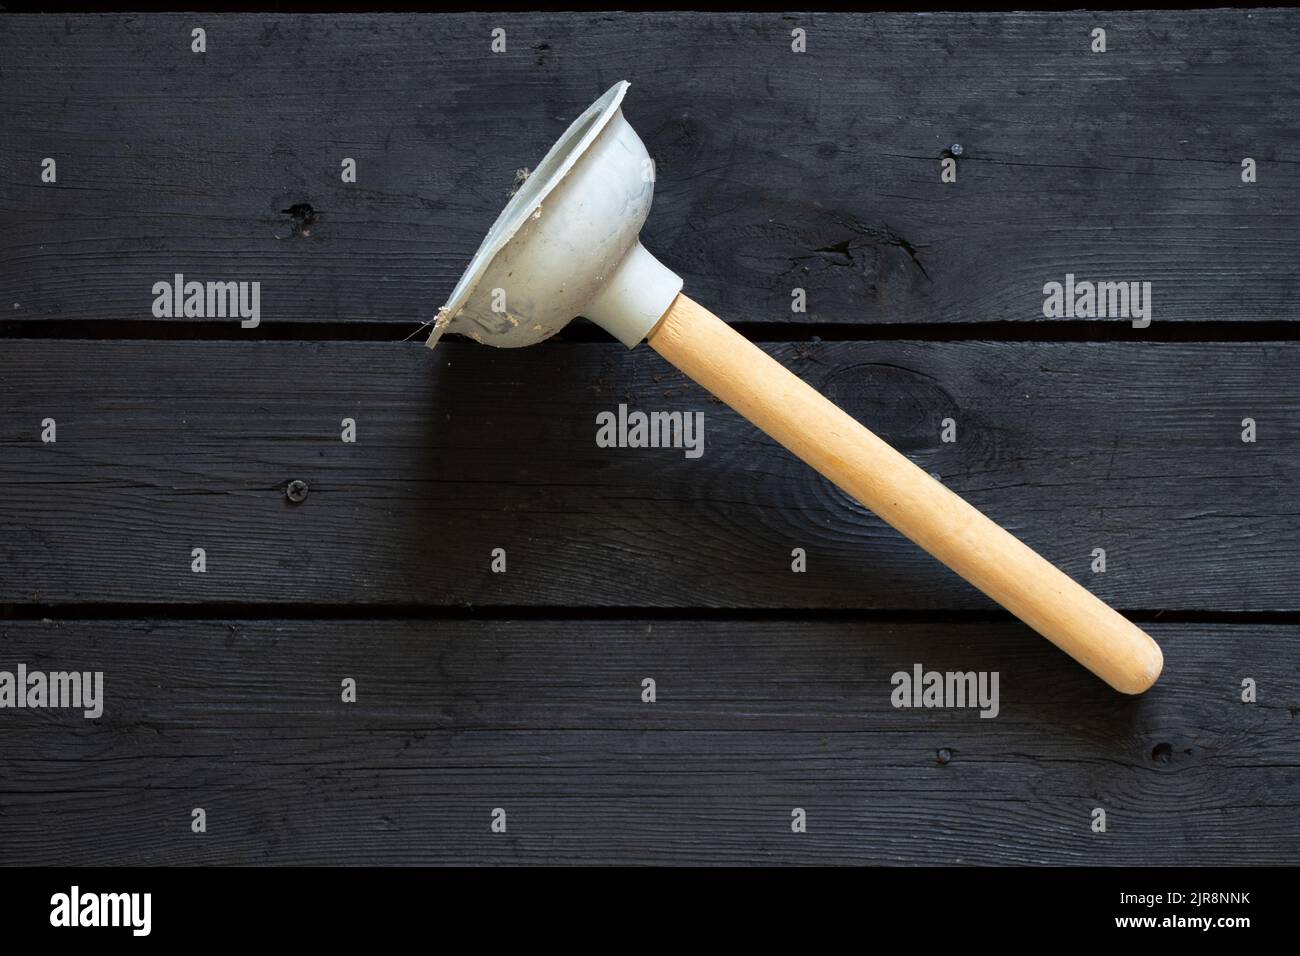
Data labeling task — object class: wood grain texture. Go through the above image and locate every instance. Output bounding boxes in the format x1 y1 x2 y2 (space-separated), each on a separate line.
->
1 11 1296 872
0 618 1294 866
1 338 1295 610
2 11 1298 328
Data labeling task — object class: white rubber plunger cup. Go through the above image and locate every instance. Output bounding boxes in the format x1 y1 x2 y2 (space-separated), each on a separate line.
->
429 81 1165 695
429 81 681 350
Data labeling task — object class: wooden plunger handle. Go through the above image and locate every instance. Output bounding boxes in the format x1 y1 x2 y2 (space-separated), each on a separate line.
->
646 293 1163 694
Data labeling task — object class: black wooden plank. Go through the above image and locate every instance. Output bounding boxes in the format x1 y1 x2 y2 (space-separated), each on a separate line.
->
1 338 1296 609
2 12 1298 328
0 618 1293 865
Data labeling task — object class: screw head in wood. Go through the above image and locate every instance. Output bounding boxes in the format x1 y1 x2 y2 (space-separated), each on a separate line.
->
285 479 309 504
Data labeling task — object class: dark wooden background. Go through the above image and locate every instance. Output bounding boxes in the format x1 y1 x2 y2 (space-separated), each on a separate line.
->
1 11 1297 865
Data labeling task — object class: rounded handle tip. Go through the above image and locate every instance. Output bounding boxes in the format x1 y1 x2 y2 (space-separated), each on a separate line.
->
1110 637 1164 695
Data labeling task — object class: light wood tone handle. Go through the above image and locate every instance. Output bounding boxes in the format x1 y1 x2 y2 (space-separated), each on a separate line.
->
647 294 1163 694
